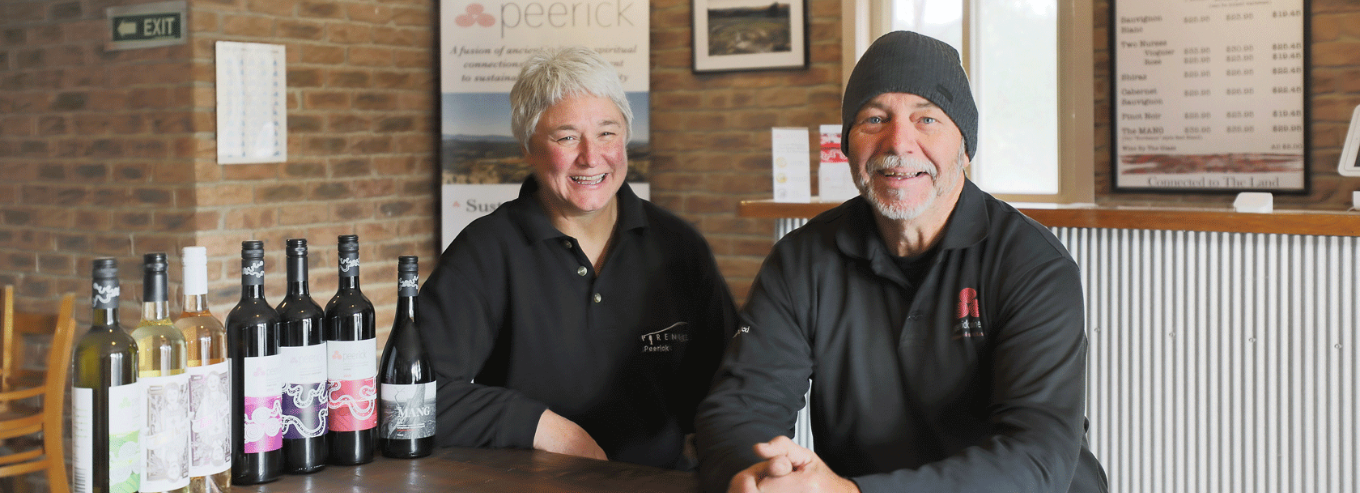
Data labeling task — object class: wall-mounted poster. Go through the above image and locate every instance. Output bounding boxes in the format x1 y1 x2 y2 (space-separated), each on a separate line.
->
1112 0 1308 193
439 0 650 248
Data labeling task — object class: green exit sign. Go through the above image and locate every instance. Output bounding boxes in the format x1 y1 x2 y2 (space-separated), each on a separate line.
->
106 1 186 50
111 13 181 42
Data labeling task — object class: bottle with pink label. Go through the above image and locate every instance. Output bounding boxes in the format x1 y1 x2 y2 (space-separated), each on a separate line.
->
324 235 377 465
226 240 283 483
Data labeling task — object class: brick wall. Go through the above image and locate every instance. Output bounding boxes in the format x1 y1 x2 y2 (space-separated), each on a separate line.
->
0 0 204 318
5 0 1360 320
648 0 843 299
0 0 440 329
187 0 440 325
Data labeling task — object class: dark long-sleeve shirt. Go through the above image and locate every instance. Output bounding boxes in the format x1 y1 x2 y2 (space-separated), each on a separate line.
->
696 180 1107 492
417 177 737 469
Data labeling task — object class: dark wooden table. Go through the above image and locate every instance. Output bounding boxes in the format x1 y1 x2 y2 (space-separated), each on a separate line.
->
234 447 702 493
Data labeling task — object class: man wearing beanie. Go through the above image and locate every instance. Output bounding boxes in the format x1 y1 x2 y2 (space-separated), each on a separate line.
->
695 31 1107 493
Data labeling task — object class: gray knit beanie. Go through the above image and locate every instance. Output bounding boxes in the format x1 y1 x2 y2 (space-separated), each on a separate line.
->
840 31 977 160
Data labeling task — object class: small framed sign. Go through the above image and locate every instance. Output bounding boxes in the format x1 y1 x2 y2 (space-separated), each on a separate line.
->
1111 0 1309 193
692 0 808 73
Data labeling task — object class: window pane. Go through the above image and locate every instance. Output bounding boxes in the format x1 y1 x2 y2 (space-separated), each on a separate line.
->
891 1 961 50
975 0 1058 194
889 0 1059 195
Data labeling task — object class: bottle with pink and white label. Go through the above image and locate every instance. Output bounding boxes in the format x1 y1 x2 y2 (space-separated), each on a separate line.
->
324 235 377 465
226 240 283 484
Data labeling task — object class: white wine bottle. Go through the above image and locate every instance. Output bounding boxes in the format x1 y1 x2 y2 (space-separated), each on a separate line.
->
174 246 232 492
132 252 191 493
72 258 143 493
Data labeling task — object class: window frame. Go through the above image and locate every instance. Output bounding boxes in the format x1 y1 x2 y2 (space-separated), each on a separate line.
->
841 0 1095 204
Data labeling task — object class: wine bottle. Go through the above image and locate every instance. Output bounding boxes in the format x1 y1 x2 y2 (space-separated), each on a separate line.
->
275 238 329 473
324 235 378 465
72 258 143 493
225 241 284 484
378 256 436 459
132 253 192 493
174 246 232 493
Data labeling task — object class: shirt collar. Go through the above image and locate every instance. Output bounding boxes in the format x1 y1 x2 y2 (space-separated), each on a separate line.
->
836 178 990 263
508 175 647 244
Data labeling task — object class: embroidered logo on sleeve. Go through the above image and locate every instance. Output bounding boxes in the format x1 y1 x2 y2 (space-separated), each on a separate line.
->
641 322 690 353
952 287 984 339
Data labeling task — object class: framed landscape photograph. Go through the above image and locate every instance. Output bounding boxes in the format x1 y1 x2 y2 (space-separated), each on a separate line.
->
692 0 807 73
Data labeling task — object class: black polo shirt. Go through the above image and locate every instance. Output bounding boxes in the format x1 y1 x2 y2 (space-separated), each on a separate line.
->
417 176 738 469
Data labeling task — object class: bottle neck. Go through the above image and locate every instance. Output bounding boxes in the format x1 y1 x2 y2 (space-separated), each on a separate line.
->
339 275 359 290
395 295 416 320
181 293 211 315
93 307 119 328
142 299 170 322
240 284 266 299
287 255 310 295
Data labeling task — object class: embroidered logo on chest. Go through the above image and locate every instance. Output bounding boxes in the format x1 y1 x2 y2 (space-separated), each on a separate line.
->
952 287 985 339
640 322 690 353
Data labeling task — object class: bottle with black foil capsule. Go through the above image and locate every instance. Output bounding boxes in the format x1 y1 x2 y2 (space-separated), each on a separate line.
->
324 235 378 465
131 253 192 493
378 256 435 458
225 241 284 484
275 238 329 473
72 258 143 493
174 246 232 493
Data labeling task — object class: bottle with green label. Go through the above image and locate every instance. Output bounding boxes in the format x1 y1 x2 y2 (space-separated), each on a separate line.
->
72 258 143 493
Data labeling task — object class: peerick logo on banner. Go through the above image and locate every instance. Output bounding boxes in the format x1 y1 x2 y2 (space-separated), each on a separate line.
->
451 0 638 38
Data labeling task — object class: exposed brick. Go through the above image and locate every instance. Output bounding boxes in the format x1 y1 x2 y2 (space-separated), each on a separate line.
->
299 44 345 64
328 23 372 44
333 159 370 177
247 0 300 16
328 114 372 132
222 14 274 37
277 203 327 226
329 70 370 88
348 3 393 24
305 91 348 110
350 136 392 153
49 92 86 110
349 46 392 67
289 68 322 87
259 184 306 203
222 206 278 230
283 161 325 178
299 1 342 18
312 182 349 200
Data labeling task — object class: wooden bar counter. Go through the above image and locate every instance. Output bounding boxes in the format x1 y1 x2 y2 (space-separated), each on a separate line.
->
739 199 1360 237
235 448 699 493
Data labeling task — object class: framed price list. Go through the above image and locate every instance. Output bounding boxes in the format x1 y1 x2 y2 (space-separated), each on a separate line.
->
1112 0 1308 193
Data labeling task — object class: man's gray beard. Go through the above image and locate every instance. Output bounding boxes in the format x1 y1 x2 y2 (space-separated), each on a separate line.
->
856 147 965 221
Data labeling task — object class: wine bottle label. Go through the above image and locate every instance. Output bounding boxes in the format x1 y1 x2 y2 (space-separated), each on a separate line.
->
380 382 436 440
141 373 192 491
243 354 284 453
74 382 145 493
186 361 231 476
280 343 329 439
327 339 378 432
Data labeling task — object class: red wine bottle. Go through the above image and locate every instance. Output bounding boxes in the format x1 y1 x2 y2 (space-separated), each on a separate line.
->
378 256 435 459
72 258 142 493
225 240 284 484
275 238 329 474
324 235 377 465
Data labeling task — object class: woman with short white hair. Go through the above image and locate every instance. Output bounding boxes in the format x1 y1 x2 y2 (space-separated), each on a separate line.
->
417 46 737 470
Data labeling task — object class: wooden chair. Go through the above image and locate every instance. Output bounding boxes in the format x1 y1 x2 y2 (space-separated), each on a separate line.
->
0 286 76 493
